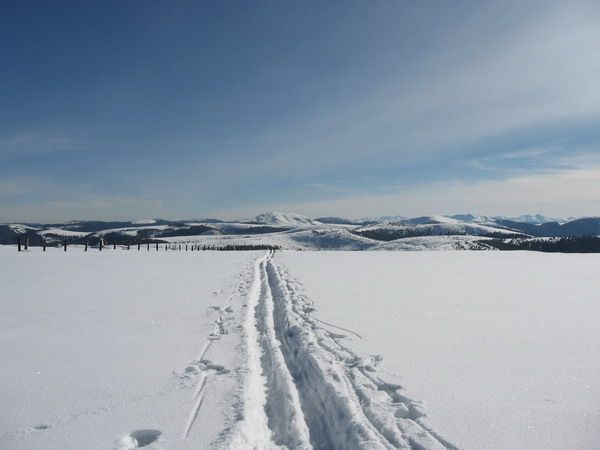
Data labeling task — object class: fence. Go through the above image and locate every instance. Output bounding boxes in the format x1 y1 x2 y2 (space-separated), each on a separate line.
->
15 237 280 252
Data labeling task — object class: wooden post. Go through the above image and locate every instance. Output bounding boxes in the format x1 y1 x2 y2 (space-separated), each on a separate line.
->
99 240 103 251
165 244 168 251
179 244 181 251
17 238 21 252
156 242 159 251
43 240 46 252
127 244 130 250
186 244 188 251
138 243 141 251
85 241 88 252
25 238 29 250
113 242 116 250
63 240 67 252
147 242 150 251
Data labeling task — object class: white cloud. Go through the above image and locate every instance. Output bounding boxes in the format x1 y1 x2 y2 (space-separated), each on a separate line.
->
0 193 165 223
0 177 42 197
209 167 600 219
241 1 600 176
0 129 88 158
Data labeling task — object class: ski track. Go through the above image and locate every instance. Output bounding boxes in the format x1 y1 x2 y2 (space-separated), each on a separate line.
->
226 250 457 450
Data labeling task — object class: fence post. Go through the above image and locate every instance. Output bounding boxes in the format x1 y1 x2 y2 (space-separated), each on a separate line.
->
156 242 159 251
85 241 88 252
127 244 130 250
63 240 67 252
99 240 103 251
138 243 141 251
25 238 29 251
113 242 116 250
17 238 21 252
43 240 46 252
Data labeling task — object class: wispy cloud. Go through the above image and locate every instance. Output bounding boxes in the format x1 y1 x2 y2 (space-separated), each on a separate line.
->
2 1 599 221
242 1 600 176
0 129 89 159
0 177 42 198
464 146 562 171
209 166 600 219
0 190 165 222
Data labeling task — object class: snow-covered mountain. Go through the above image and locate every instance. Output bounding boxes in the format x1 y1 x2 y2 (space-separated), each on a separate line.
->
2 212 599 251
502 214 569 225
248 212 319 227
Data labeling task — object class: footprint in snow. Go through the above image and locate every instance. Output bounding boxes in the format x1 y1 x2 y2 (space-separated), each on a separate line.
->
177 360 230 380
202 360 230 375
117 429 161 449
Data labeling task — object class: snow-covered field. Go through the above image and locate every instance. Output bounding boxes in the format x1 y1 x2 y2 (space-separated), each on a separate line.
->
1 246 599 449
281 252 600 450
0 247 258 450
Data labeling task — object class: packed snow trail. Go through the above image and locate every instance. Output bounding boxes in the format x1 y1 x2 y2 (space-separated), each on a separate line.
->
226 251 456 450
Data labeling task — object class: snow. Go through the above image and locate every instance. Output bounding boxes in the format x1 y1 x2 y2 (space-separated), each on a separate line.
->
280 251 600 450
96 224 171 236
7 224 39 234
251 212 319 227
374 235 493 251
38 228 90 237
8 212 600 250
228 251 448 449
162 229 499 251
358 222 518 237
504 214 566 225
0 246 258 449
2 246 599 449
161 227 376 250
402 215 461 225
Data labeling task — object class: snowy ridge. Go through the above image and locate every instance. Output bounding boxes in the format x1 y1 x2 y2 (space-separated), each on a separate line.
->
5 211 598 251
251 212 319 227
7 224 39 234
374 236 494 251
358 222 518 236
226 251 454 449
38 228 89 237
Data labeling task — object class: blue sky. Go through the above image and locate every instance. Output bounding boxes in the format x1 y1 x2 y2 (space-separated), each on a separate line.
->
1 0 599 221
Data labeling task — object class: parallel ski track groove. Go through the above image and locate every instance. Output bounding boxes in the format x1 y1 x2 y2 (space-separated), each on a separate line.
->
230 251 457 450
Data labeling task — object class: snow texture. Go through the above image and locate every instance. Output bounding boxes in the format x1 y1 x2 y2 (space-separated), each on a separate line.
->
2 246 599 449
281 251 600 450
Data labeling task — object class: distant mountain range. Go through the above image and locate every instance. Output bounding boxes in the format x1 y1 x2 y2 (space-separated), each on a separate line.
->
2 212 600 252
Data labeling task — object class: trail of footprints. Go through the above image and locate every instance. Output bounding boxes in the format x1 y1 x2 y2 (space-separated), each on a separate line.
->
179 283 244 439
25 256 453 449
173 252 455 449
118 275 247 448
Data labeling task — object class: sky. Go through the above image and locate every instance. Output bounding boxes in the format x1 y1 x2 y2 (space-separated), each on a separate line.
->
1 0 600 222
